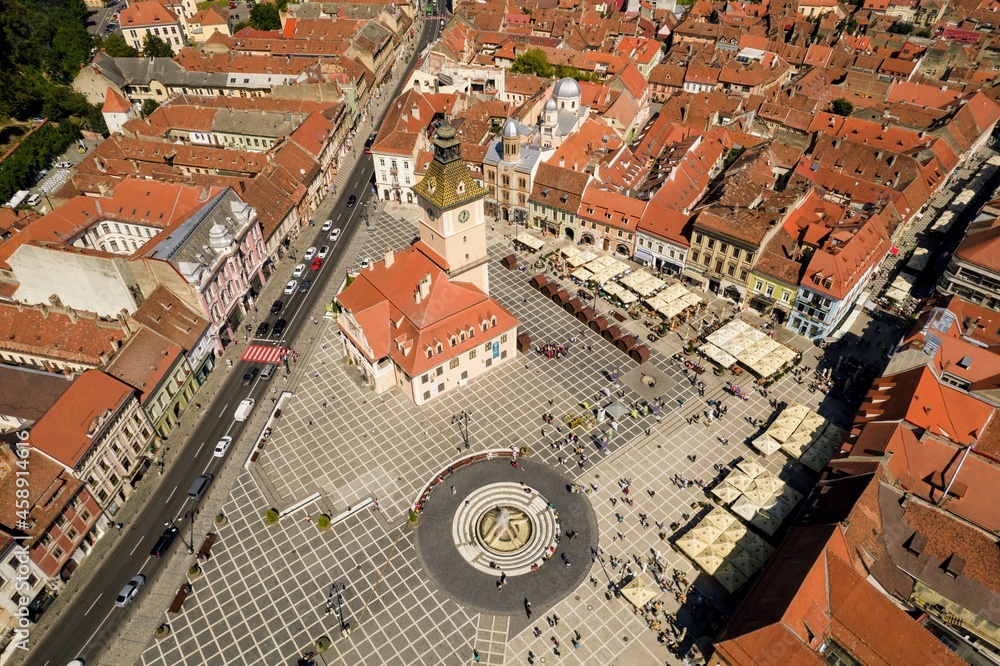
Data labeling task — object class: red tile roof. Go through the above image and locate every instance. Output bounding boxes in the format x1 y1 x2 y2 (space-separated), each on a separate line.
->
102 87 132 115
0 303 128 367
119 0 178 28
104 327 184 403
577 186 646 232
29 370 135 468
953 215 1000 274
336 246 518 377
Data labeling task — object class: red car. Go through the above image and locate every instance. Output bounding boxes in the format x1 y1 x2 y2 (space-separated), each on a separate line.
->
311 257 323 270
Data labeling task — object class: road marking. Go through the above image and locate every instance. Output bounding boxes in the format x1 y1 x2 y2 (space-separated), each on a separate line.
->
82 607 114 651
128 537 144 556
165 486 177 503
194 441 204 458
84 594 103 616
219 403 228 415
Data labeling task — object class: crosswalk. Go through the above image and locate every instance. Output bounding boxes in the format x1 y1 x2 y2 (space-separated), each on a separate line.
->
241 344 288 364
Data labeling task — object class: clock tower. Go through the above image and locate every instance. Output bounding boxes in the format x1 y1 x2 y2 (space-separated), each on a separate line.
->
411 119 491 294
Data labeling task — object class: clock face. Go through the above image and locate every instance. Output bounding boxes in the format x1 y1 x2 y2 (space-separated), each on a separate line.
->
458 210 470 223
426 208 436 221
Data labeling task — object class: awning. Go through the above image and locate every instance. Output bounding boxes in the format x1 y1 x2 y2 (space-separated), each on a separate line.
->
633 248 654 264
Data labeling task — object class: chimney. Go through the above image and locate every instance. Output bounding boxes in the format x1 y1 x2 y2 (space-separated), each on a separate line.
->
411 102 420 120
559 156 565 168
414 287 422 304
39 304 49 318
384 247 395 268
67 307 78 324
418 272 431 299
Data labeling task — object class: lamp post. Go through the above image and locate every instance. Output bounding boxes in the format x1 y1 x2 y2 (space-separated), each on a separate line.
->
164 510 197 555
326 582 350 636
244 323 252 342
451 410 471 449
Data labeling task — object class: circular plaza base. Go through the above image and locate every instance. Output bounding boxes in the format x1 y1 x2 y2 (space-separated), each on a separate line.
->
413 459 598 617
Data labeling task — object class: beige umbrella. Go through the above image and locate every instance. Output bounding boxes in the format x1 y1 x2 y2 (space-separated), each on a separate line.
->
720 519 748 543
743 487 773 507
767 420 797 444
711 482 742 504
728 547 760 576
750 474 784 496
751 432 782 456
694 522 724 544
620 576 659 608
798 447 827 472
781 432 813 458
737 460 765 479
695 550 726 575
730 319 751 333
783 403 811 421
766 499 794 521
675 531 709 559
704 507 737 531
714 561 750 593
750 511 781 536
725 471 755 492
730 496 760 522
742 535 775 563
709 540 738 559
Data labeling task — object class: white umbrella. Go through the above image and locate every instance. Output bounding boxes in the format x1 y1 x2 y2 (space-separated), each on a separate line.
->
750 511 781 536
736 460 765 479
711 483 742 504
730 496 760 522
725 471 754 492
751 432 782 455
714 562 749 593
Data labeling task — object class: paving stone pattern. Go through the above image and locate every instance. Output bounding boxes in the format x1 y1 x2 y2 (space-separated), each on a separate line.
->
141 204 836 666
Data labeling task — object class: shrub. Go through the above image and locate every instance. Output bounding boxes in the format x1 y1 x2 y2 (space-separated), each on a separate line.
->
264 509 279 524
317 514 331 529
316 636 332 652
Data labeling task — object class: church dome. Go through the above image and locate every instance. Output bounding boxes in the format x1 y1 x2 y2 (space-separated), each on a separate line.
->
501 119 519 138
543 98 557 112
552 77 581 100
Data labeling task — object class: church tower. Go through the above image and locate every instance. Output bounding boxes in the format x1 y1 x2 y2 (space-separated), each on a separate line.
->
411 119 491 294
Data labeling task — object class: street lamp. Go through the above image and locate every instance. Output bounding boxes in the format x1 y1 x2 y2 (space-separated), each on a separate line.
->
164 510 198 555
244 323 252 342
326 582 350 637
451 410 472 449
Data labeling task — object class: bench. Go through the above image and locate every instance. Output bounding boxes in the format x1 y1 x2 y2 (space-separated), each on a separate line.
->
197 532 218 561
168 583 192 614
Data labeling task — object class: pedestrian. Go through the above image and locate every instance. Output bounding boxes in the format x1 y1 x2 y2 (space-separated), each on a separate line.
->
451 485 457 495
474 649 481 663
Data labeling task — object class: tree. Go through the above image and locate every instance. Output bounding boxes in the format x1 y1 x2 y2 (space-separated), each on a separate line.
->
831 98 854 116
103 34 138 58
141 99 160 118
510 49 552 77
231 20 249 34
248 3 281 30
141 34 174 58
887 21 913 34
275 0 290 10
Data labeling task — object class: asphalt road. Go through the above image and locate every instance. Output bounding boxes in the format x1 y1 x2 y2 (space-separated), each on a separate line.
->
24 17 437 666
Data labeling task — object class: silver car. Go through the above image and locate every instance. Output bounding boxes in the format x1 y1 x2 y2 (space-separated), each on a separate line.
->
115 574 146 607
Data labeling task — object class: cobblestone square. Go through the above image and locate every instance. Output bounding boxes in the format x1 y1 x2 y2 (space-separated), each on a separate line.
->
140 204 836 666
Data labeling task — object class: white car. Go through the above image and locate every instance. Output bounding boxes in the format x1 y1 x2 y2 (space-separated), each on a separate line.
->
213 436 233 458
329 228 341 242
321 219 333 232
115 574 146 607
303 247 317 261
360 256 371 269
318 245 330 259
284 280 298 295
292 263 306 278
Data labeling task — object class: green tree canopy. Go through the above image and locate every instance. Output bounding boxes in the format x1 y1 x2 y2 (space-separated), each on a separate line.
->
831 98 854 116
248 3 281 30
142 34 175 58
508 48 600 83
103 33 138 58
141 99 160 118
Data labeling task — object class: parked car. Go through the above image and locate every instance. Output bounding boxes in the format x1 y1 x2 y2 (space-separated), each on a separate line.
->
272 319 287 337
115 574 146 607
284 280 297 295
213 436 233 458
260 363 277 380
347 195 357 207
318 245 330 259
269 300 283 315
298 278 313 293
321 219 333 232
255 321 270 337
329 228 341 242
149 527 179 557
360 256 372 269
292 263 306 278
241 367 259 386
303 247 317 261
364 132 377 154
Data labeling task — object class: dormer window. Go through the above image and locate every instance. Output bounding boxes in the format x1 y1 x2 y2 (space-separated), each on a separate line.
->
468 327 475 338
426 347 434 359
457 181 466 195
459 331 466 342
436 342 443 354
449 335 458 346
490 315 497 327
